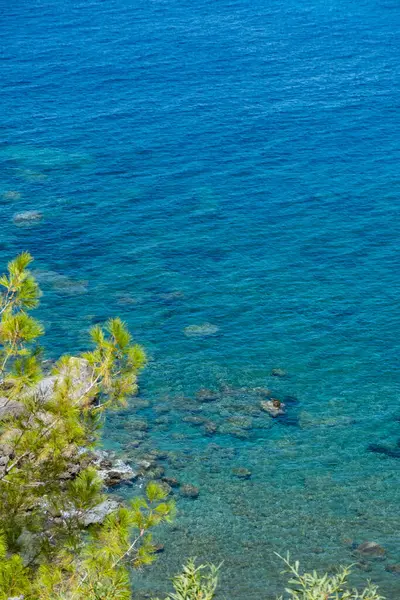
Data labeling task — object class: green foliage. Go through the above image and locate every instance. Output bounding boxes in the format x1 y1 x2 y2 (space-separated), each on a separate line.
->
158 556 385 600
0 253 174 599
276 554 384 600
155 559 220 600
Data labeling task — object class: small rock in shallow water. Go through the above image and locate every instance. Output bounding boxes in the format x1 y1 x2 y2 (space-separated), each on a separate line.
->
260 399 286 417
180 484 199 498
158 291 185 302
124 440 142 449
228 415 253 430
183 415 207 426
2 190 21 201
146 466 165 480
137 458 155 471
124 419 149 432
203 421 218 435
162 476 180 488
172 432 187 441
253 387 272 397
368 443 400 458
184 323 219 337
271 368 286 377
13 210 43 226
93 450 138 486
356 542 386 557
385 564 400 574
155 415 170 425
196 388 219 402
232 467 252 480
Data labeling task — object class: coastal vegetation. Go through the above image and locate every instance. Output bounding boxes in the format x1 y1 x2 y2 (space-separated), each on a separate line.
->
0 253 385 599
0 252 174 599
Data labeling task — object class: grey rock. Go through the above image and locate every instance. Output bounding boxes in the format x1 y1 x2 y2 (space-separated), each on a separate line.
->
82 498 120 526
271 368 286 377
180 484 199 498
0 396 24 420
183 415 207 426
93 450 139 487
356 542 386 557
260 399 286 417
184 323 219 337
203 421 218 435
13 210 43 226
196 388 219 403
162 476 180 488
232 467 252 480
385 564 400 574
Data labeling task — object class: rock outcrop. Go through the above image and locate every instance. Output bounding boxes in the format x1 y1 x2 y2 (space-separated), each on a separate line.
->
356 541 386 557
260 399 286 417
92 450 139 487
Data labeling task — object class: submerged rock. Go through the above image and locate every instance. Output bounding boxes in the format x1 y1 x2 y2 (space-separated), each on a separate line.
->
271 368 286 377
385 564 400 574
219 423 251 440
196 388 219 403
158 291 185 302
155 415 170 425
33 269 88 295
232 467 252 480
253 387 272 397
183 415 207 426
203 421 218 435
180 484 199 499
124 419 149 432
2 190 21 201
145 466 165 480
368 443 400 459
162 476 180 488
260 399 286 417
124 440 142 450
184 323 219 337
13 210 43 226
356 542 386 557
227 415 253 430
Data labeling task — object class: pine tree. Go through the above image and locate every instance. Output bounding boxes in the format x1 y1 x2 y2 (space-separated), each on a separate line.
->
0 253 174 599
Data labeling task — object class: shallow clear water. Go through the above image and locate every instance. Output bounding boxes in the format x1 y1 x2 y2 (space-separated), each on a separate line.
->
1 0 400 597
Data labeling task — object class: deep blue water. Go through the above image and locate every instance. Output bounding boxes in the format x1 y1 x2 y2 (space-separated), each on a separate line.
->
1 0 400 597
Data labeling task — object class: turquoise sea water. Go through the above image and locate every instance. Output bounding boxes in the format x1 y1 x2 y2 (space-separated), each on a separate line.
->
1 0 400 597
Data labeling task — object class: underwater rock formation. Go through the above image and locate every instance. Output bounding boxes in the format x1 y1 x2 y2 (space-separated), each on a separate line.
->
196 388 220 402
232 467 252 480
183 323 219 337
13 210 43 226
180 483 200 498
368 443 400 459
271 368 286 377
92 450 139 487
356 541 386 557
260 399 286 417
